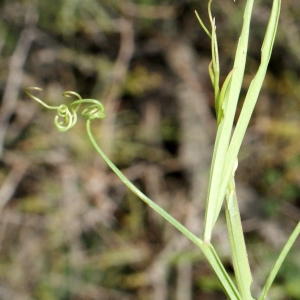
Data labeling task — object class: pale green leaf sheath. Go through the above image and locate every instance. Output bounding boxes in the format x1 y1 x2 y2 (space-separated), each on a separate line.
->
225 160 254 300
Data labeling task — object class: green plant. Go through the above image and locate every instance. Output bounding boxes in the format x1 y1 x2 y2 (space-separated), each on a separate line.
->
25 0 300 299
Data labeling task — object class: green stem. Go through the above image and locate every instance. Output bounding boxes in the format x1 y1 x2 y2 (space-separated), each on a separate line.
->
225 165 254 300
86 120 196 242
86 119 241 300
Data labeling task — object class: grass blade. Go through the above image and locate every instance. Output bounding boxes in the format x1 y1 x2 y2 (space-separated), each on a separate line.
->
195 10 211 38
217 0 281 214
258 222 300 300
203 0 254 242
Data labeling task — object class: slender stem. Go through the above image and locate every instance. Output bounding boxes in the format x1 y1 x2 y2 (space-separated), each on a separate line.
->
86 120 200 243
86 119 241 300
225 163 254 300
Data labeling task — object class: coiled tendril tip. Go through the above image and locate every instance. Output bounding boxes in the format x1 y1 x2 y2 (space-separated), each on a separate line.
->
25 87 106 132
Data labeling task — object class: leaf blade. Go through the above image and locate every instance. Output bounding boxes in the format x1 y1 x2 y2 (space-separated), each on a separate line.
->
203 0 254 242
258 222 300 300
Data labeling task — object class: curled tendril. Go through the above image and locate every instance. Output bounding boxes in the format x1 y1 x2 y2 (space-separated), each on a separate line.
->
25 87 106 132
24 89 227 288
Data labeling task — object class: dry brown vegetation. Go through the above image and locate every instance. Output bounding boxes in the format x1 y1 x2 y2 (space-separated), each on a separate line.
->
0 0 300 299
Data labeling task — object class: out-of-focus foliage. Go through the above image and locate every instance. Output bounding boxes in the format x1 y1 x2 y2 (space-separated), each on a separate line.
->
0 1 300 299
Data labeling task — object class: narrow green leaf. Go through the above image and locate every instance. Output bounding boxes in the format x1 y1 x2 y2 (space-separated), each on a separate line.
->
195 10 211 38
203 0 254 242
258 222 300 300
216 0 281 215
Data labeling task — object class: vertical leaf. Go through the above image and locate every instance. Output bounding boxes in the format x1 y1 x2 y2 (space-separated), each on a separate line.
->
216 0 281 218
203 0 254 242
258 222 300 300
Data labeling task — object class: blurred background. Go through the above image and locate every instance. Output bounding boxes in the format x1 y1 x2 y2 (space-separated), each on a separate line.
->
0 0 300 299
